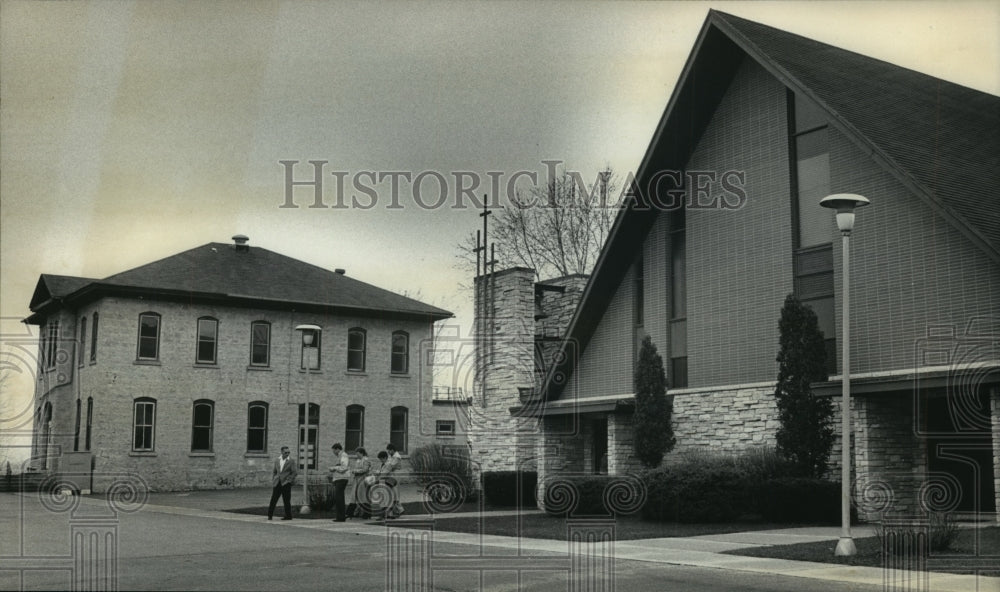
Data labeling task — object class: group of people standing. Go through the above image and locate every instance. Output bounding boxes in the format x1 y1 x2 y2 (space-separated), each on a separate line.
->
328 442 405 521
266 442 405 522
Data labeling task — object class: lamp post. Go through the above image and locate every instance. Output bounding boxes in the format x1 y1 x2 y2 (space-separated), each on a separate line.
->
295 324 321 515
820 193 869 557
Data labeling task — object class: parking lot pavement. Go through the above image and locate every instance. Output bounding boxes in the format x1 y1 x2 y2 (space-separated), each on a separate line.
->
20 489 996 592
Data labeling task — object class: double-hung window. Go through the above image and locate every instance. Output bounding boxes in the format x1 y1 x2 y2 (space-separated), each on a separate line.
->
250 321 270 367
191 400 214 452
137 313 161 361
247 402 268 453
196 317 218 364
133 398 156 451
390 406 408 454
391 331 409 374
345 405 364 451
300 327 321 370
347 328 366 372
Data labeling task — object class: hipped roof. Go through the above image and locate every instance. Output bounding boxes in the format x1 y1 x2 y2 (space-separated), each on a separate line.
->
26 242 452 323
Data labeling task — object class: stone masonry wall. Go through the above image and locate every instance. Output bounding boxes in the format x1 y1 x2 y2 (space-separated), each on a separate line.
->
608 411 643 475
854 395 924 520
34 295 448 493
670 385 779 452
468 269 541 475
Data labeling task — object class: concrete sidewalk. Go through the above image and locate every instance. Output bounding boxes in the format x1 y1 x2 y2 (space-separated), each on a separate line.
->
137 480 428 511
95 487 999 592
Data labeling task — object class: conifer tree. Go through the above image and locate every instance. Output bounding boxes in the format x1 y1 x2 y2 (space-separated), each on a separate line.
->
774 293 833 478
633 336 675 468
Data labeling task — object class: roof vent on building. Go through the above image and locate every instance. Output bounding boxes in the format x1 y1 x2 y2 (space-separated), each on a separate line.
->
232 234 250 252
335 268 346 275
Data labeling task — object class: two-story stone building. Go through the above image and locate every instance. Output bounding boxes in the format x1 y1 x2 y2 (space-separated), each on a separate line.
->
25 235 457 492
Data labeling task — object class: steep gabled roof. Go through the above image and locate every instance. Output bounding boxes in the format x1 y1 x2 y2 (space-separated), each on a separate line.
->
26 242 452 322
541 10 1000 401
713 11 1000 261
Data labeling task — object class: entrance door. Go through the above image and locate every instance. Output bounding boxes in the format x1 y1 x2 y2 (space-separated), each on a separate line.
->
592 416 608 475
298 403 319 470
924 388 996 513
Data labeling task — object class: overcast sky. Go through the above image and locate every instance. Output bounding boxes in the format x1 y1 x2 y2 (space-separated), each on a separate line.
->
2 0 998 460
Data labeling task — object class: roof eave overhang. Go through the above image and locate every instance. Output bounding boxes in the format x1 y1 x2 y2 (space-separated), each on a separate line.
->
25 283 453 324
509 395 636 418
538 12 745 402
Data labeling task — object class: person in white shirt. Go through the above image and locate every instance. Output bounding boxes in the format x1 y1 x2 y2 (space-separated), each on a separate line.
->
329 443 350 522
348 447 372 518
383 443 405 519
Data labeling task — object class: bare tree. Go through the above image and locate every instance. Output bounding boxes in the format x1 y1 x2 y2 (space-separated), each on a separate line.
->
457 166 620 282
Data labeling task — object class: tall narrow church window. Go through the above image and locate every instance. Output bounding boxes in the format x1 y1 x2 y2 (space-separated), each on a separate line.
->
669 208 688 388
789 91 837 374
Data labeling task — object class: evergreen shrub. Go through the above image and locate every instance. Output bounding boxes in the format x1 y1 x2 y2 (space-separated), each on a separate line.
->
482 471 537 507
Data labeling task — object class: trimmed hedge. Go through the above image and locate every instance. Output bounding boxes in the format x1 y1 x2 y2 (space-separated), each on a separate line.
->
481 471 537 507
642 461 749 523
639 449 848 524
542 475 623 517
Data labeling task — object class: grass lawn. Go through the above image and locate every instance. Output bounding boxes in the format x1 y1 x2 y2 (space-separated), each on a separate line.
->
723 527 1000 577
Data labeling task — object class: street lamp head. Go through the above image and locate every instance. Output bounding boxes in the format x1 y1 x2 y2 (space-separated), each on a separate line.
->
295 324 322 346
820 193 870 234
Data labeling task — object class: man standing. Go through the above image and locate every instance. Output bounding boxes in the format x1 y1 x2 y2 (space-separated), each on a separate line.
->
268 446 297 520
329 443 350 522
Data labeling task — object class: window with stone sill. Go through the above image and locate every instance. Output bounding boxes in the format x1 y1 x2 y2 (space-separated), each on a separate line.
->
250 321 270 367
196 317 218 365
247 401 268 453
133 398 156 452
391 331 409 374
137 313 161 361
191 399 214 452
347 328 366 372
